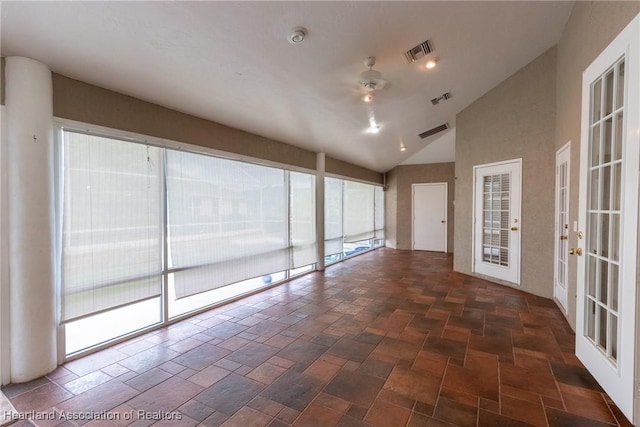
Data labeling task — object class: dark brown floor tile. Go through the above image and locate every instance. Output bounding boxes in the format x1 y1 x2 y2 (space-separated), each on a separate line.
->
220 406 271 427
177 399 216 422
276 405 300 424
500 394 547 427
422 336 467 360
373 337 421 361
479 397 499 413
268 420 291 427
346 404 368 420
409 397 432 413
315 392 351 414
294 402 342 427
117 346 180 374
560 385 617 424
324 369 384 407
204 322 248 340
195 373 264 416
478 409 536 426
261 370 324 411
337 414 373 427
226 342 280 368
246 362 287 385
550 361 602 391
375 388 414 410
433 396 477 427
500 364 560 399
58 379 138 414
443 351 498 401
276 340 328 370
384 366 441 406
172 343 230 371
10 382 72 412
1 377 51 399
201 411 229 427
328 337 375 363
364 399 411 427
247 395 284 417
59 370 112 395
125 367 172 392
64 348 128 377
358 358 394 380
128 376 203 413
353 332 384 345
546 407 617 427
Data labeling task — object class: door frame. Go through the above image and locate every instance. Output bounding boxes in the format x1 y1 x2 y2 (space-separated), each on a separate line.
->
472 158 522 285
554 141 571 313
411 182 448 252
576 14 639 422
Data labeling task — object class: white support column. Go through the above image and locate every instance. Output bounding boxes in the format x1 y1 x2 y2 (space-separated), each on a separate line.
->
316 152 325 271
6 57 57 382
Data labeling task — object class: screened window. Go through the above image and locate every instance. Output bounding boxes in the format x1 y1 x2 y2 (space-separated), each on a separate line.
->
61 132 163 322
324 177 384 263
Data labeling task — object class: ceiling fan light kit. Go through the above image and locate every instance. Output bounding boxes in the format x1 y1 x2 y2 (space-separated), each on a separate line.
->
359 56 388 95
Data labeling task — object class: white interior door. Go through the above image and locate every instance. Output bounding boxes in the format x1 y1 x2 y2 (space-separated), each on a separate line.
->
576 15 639 423
412 183 447 252
473 159 521 284
554 142 570 312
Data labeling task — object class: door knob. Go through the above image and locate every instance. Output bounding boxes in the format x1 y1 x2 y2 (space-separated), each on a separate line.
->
560 235 568 240
441 220 446 223
569 248 583 256
511 226 518 231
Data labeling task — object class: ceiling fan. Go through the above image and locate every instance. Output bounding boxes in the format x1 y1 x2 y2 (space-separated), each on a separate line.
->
358 56 388 102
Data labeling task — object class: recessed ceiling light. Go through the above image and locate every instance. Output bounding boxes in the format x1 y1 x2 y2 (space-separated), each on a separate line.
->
367 125 381 134
400 145 407 151
425 58 438 69
288 27 307 44
362 93 374 103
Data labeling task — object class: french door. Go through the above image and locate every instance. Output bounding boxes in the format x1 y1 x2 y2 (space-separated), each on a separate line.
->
473 159 521 284
554 143 570 312
576 15 639 423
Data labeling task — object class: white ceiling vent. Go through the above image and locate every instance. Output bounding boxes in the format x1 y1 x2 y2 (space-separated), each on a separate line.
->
419 122 449 139
402 40 434 64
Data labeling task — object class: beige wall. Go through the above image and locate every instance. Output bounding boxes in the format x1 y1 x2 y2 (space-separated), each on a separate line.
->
1 58 5 105
325 156 383 185
52 74 383 183
386 163 455 252
454 46 557 298
555 2 639 329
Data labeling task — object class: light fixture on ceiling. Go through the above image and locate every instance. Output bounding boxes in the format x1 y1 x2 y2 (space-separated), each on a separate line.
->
288 27 307 44
425 58 439 69
362 93 374 103
431 92 452 105
400 144 407 152
367 125 381 134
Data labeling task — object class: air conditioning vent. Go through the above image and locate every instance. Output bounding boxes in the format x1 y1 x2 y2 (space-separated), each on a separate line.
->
402 40 434 64
419 123 449 139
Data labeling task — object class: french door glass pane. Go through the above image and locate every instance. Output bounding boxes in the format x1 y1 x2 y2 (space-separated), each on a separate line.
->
585 56 625 364
482 173 510 267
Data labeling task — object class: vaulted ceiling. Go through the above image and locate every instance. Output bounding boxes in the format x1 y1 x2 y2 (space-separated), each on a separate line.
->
1 1 574 172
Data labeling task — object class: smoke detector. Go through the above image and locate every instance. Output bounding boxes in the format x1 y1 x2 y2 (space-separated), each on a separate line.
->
288 27 307 44
359 57 388 92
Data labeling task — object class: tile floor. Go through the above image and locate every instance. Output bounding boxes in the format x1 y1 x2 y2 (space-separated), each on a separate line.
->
1 249 633 427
